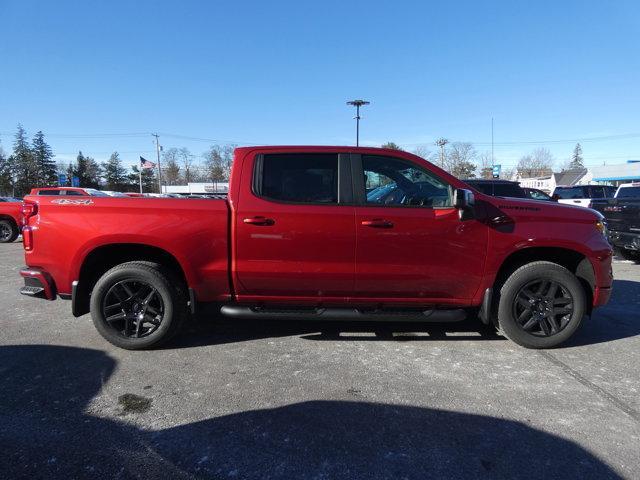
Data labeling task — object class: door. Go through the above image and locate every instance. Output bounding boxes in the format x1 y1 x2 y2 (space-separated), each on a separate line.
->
354 154 488 303
234 152 355 300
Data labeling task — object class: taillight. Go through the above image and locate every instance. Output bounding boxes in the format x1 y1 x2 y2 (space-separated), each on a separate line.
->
23 226 33 251
21 202 38 224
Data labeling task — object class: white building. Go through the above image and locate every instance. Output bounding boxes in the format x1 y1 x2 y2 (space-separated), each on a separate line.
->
162 182 229 195
516 168 589 194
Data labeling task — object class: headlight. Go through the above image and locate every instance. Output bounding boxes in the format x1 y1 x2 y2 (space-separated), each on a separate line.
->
596 220 608 237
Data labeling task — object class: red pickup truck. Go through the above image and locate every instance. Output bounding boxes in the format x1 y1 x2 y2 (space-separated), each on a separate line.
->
0 197 24 243
19 146 613 349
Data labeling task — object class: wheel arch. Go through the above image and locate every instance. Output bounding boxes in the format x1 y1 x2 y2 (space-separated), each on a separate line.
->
73 243 189 317
492 247 595 319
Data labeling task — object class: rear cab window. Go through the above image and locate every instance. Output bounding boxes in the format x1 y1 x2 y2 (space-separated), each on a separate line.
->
554 186 586 199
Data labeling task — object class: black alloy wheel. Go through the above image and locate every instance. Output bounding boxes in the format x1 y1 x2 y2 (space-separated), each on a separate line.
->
102 279 165 338
512 279 574 337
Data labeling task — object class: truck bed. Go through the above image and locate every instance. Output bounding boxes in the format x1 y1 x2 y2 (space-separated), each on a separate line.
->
22 196 231 302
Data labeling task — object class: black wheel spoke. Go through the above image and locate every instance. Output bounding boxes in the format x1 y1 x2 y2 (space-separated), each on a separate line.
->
106 312 126 323
538 317 551 335
546 314 560 333
553 297 572 306
536 281 549 295
517 308 532 323
546 282 559 299
553 307 573 316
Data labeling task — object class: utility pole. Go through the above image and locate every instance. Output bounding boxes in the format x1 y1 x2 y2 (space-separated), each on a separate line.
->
347 99 370 146
491 117 494 167
152 133 162 193
435 138 449 169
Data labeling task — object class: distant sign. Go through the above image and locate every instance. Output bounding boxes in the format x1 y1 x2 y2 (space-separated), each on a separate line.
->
492 165 501 178
58 173 67 186
72 176 80 187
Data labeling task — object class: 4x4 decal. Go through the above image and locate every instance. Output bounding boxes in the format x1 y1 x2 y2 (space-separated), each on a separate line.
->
51 199 94 205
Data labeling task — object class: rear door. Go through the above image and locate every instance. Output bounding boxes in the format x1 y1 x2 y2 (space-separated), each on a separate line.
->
353 154 488 304
234 151 356 300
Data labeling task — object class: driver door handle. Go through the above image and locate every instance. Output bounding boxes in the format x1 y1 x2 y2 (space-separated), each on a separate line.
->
243 216 275 226
361 219 394 228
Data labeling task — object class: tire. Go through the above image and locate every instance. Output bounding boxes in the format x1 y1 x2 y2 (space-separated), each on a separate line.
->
497 261 586 349
90 261 188 350
0 219 19 243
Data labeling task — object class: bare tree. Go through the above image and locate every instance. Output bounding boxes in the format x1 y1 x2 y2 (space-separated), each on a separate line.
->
477 151 493 179
446 142 477 178
517 148 554 177
203 144 236 182
162 148 181 185
177 147 195 183
412 146 435 162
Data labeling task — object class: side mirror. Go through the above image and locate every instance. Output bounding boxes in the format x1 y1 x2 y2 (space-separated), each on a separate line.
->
454 188 475 210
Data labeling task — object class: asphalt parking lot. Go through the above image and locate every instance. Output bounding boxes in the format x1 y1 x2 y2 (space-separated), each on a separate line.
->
1 242 639 479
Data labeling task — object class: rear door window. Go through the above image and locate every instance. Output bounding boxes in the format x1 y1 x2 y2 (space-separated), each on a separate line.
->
258 153 338 204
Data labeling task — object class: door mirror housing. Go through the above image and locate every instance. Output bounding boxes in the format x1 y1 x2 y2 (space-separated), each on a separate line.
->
454 188 475 210
454 188 475 220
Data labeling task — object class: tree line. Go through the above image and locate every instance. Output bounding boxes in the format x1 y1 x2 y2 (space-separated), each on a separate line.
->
0 124 588 196
382 140 585 180
0 125 238 196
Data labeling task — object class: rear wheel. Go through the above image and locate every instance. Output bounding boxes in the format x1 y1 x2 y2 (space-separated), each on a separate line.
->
497 261 586 349
0 219 19 243
90 261 188 349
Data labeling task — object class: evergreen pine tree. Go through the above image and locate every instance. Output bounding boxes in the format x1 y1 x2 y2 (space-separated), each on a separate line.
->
31 131 57 186
101 152 128 190
570 143 584 169
129 165 157 193
66 163 75 186
12 124 38 196
84 156 103 188
0 146 15 195
75 151 89 186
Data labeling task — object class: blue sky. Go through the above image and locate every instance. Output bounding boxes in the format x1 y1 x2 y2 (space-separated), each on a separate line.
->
1 0 639 170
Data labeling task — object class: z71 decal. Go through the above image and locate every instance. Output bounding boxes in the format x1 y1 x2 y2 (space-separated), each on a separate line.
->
51 199 94 205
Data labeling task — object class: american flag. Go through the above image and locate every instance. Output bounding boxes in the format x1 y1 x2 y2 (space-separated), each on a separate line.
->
140 157 156 169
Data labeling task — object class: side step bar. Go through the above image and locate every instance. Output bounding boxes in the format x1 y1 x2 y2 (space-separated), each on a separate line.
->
220 305 466 323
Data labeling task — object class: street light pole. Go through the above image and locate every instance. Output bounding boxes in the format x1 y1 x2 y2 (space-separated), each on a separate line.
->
435 137 449 169
347 100 370 146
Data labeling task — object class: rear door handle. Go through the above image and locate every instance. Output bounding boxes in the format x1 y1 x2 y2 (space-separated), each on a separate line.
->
361 219 394 228
243 216 275 226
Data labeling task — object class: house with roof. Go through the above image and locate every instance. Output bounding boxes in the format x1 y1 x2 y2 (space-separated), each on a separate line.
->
516 168 589 194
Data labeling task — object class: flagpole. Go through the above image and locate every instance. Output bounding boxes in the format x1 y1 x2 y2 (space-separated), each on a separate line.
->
139 165 143 194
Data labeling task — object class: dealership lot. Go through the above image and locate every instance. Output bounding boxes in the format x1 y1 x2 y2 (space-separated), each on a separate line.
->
1 242 639 479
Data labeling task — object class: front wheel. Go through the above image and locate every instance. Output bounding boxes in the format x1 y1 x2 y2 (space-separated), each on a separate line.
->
90 261 188 349
0 219 19 243
497 261 586 349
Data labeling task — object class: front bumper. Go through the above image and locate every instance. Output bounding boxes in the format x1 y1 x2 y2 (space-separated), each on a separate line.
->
19 267 56 300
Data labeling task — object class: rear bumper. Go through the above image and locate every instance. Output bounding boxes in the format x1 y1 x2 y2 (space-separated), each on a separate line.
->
19 267 56 300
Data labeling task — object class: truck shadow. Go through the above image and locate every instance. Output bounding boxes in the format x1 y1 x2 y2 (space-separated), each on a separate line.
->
0 344 621 479
176 314 505 349
175 278 640 349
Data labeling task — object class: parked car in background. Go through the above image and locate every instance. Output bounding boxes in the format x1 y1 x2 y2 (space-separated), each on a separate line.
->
0 196 24 243
463 179 528 198
592 182 640 262
30 187 110 197
523 188 554 201
20 146 612 351
552 185 617 208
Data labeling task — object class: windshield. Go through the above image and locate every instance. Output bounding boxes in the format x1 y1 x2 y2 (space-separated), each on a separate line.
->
616 186 640 199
